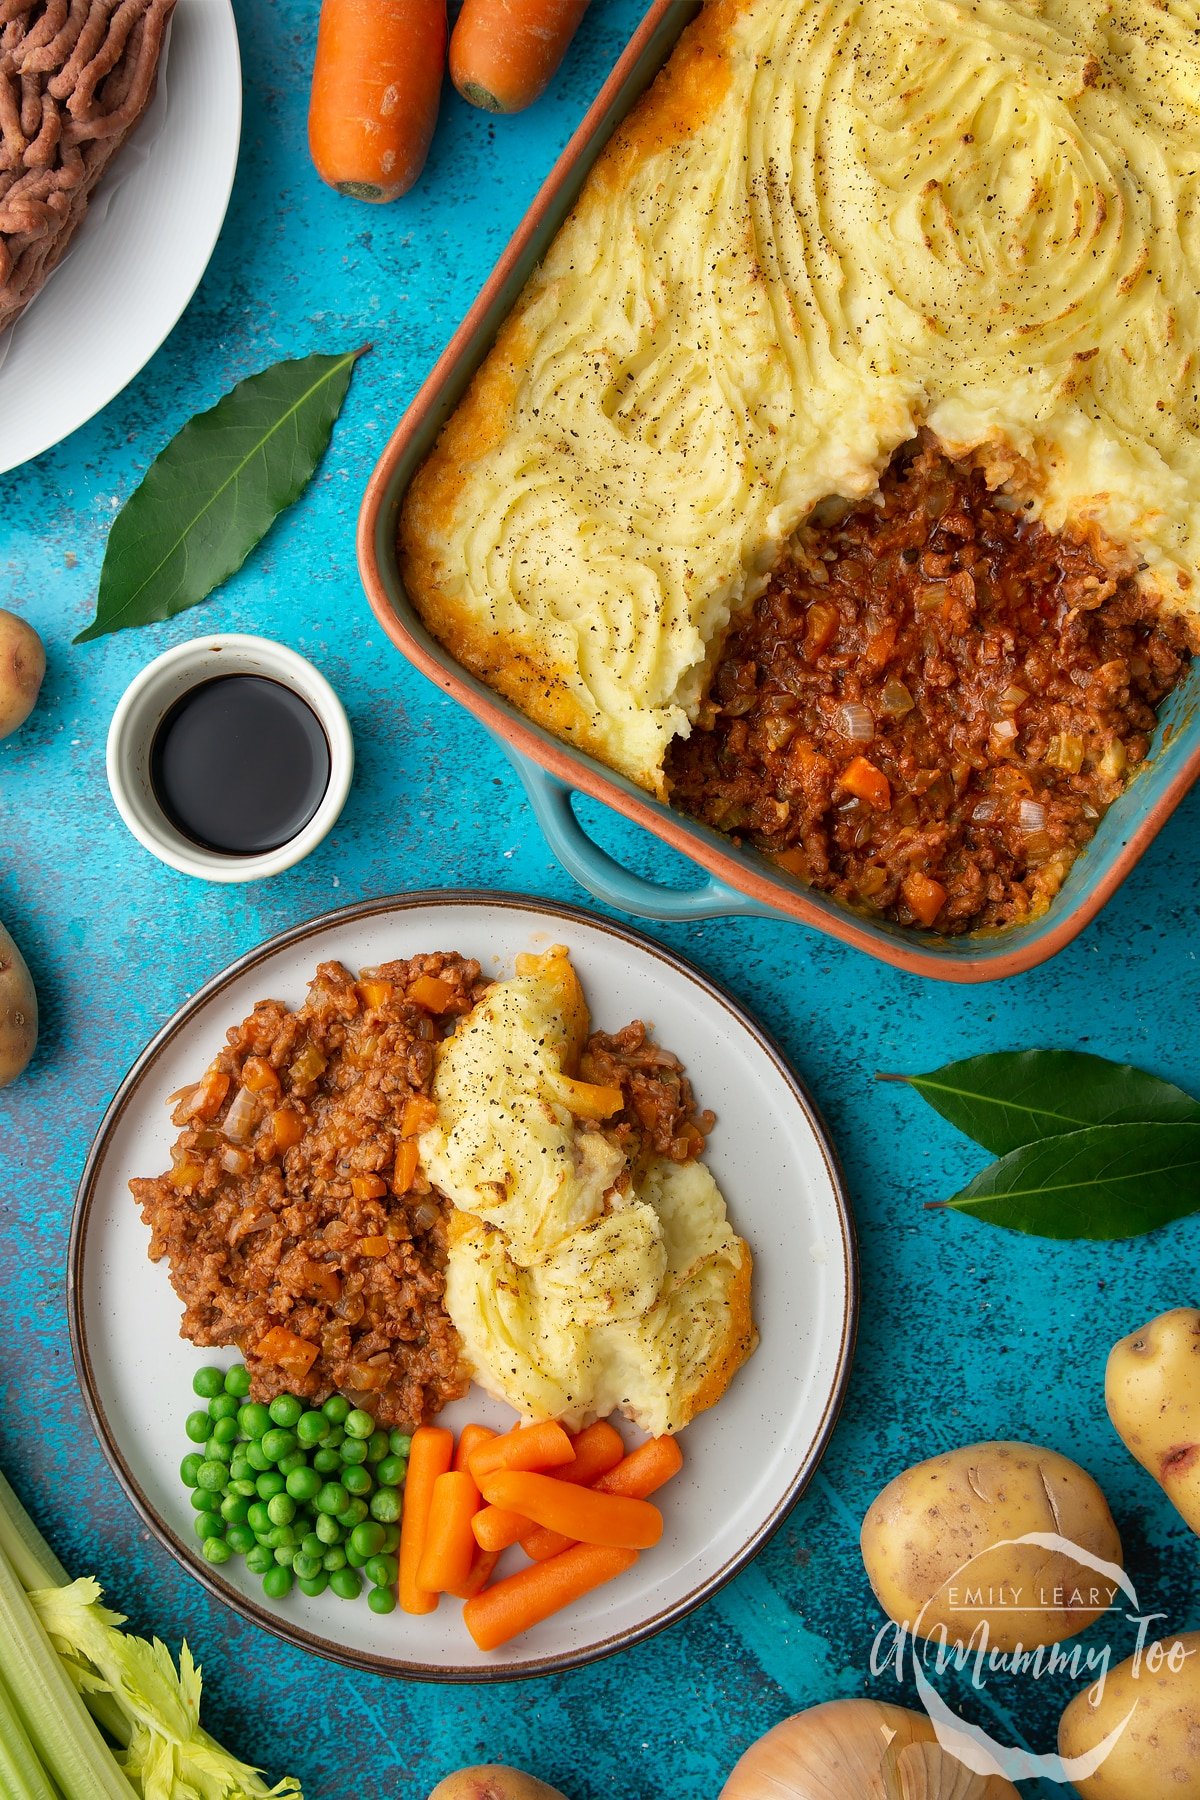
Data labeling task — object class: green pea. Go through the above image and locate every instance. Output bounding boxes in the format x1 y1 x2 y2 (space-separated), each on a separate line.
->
375 1455 406 1488
203 1437 233 1465
350 1520 385 1559
180 1453 203 1488
185 1410 212 1444
367 1585 396 1615
268 1393 303 1428
202 1537 233 1566
292 1551 323 1581
265 1522 296 1549
210 1415 240 1446
244 1440 271 1472
364 1554 398 1589
194 1514 225 1542
192 1366 226 1399
300 1531 324 1559
315 1513 342 1545
224 1364 252 1398
342 1465 372 1497
315 1482 348 1516
343 1408 375 1441
322 1546 347 1572
388 1431 412 1458
255 1470 285 1500
379 1525 401 1554
247 1502 273 1536
285 1465 322 1502
345 1543 367 1569
229 1455 255 1484
365 1430 390 1464
207 1391 240 1422
336 1500 369 1530
298 1572 329 1597
329 1568 361 1601
191 1489 219 1514
322 1394 350 1425
220 1494 250 1525
267 1494 296 1527
312 1447 341 1475
260 1428 296 1464
339 1437 368 1466
273 1545 297 1568
228 1478 257 1500
226 1524 256 1556
297 1410 328 1446
238 1402 272 1440
369 1488 401 1524
276 1450 308 1477
245 1543 274 1575
262 1565 293 1600
195 1459 228 1493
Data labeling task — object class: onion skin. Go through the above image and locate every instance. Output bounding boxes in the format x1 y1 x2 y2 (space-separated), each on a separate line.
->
719 1701 1020 1800
426 1769 570 1800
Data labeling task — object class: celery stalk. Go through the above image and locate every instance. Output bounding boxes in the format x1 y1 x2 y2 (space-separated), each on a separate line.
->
0 1528 135 1799
0 1469 69 1590
0 1665 63 1800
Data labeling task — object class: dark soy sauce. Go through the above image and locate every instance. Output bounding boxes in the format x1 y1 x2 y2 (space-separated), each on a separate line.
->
150 675 331 856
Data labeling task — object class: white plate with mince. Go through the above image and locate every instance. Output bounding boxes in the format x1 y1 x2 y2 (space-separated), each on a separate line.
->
0 0 241 475
69 892 857 1680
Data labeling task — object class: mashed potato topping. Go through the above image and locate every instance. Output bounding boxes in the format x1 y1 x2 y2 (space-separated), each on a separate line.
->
400 0 1200 794
423 949 756 1433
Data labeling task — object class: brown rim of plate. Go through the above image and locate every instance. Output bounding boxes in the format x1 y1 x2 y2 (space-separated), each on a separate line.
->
354 0 1200 985
68 889 859 1683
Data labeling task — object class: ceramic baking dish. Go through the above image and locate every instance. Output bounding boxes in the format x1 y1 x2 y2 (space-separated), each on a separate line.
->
357 0 1200 983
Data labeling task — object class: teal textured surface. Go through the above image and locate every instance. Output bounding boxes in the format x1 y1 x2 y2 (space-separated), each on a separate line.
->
2 2 1200 1795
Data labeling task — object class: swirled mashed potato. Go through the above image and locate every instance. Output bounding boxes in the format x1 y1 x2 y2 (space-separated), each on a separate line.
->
423 948 756 1433
400 0 1200 794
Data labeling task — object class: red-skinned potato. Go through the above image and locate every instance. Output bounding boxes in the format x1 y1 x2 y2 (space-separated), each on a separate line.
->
1106 1308 1200 1535
427 1770 569 1800
0 921 37 1087
0 609 45 738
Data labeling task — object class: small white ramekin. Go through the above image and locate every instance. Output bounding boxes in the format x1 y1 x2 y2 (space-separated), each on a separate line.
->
106 634 354 883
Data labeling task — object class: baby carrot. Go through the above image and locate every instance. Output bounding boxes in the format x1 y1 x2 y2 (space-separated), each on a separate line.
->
417 1471 481 1595
479 1471 662 1550
472 1504 533 1553
468 1420 574 1482
453 1424 497 1472
463 1543 638 1651
443 1424 498 1597
398 1425 454 1614
471 1420 624 1552
522 1434 683 1561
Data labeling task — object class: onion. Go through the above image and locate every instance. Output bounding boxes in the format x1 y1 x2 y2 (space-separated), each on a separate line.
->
879 678 915 717
999 684 1029 712
971 798 999 823
220 1146 252 1176
718 1700 1019 1800
1018 798 1047 832
221 1085 258 1144
836 701 874 743
990 718 1019 746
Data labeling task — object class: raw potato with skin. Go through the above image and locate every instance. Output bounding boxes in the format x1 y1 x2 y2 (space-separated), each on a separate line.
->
0 610 44 739
427 1770 569 1800
1106 1308 1200 1535
0 921 37 1088
1058 1630 1200 1799
861 1442 1123 1653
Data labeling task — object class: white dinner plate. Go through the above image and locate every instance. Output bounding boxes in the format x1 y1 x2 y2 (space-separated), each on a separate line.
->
0 0 241 475
69 893 857 1679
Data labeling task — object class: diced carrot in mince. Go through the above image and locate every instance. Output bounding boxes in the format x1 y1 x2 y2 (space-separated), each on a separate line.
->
838 756 892 811
393 1139 420 1195
410 973 457 1013
350 1173 388 1200
902 872 948 928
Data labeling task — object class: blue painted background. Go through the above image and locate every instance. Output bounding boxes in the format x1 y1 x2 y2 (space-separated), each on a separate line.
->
2 2 1199 1794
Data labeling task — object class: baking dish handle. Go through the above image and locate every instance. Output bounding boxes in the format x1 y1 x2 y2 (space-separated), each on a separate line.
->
505 748 770 921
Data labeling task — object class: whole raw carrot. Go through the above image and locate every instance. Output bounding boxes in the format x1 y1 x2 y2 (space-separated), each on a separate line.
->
417 1470 481 1594
522 1434 683 1561
468 1419 574 1482
463 1543 638 1650
398 1425 454 1614
479 1471 663 1550
309 0 447 203
449 0 589 115
471 1420 625 1553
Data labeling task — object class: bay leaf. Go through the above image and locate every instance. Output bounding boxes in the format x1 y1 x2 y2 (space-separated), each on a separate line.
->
74 348 365 643
890 1049 1200 1157
941 1121 1200 1239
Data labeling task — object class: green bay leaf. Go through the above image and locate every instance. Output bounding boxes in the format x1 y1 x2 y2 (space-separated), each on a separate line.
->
943 1121 1200 1239
893 1049 1200 1157
74 348 365 643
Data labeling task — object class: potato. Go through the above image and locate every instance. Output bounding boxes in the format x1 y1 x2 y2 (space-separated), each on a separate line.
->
0 609 45 739
1106 1308 1200 1535
427 1769 569 1800
1059 1630 1200 1797
861 1441 1123 1651
0 921 37 1087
